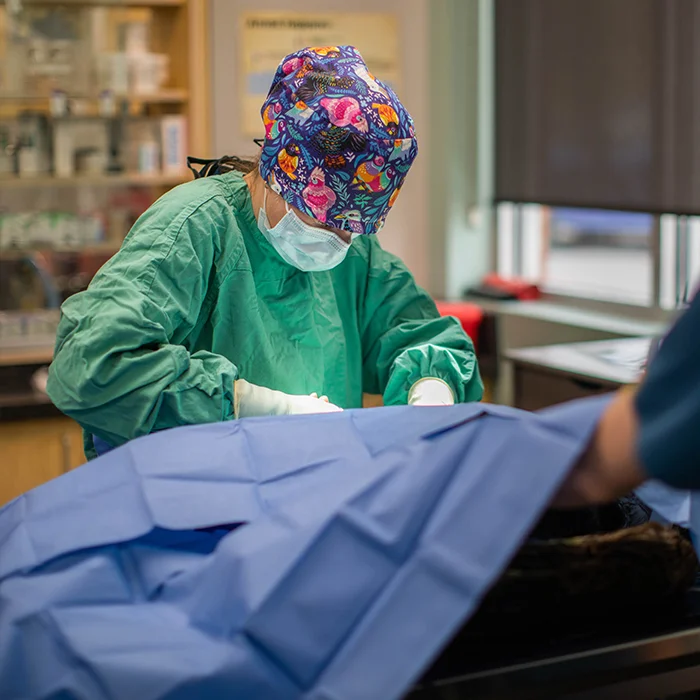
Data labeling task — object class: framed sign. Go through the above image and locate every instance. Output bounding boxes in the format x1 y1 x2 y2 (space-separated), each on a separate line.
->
239 11 400 137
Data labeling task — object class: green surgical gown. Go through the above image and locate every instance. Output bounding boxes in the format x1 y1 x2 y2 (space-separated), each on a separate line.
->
47 172 482 459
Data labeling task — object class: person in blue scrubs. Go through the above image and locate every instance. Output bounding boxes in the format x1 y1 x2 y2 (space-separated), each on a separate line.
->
555 291 700 506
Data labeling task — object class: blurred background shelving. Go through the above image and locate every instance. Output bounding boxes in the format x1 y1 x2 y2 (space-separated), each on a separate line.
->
0 0 208 494
0 0 208 337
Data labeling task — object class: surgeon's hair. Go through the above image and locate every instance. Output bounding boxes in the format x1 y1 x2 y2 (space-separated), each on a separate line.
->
187 152 261 179
214 154 260 175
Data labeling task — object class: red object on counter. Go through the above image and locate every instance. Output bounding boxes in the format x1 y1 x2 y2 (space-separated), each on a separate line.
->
481 273 541 300
435 301 484 352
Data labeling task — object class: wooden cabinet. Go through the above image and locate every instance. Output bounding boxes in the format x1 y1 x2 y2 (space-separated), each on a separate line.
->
506 338 646 411
512 365 616 411
0 417 85 507
0 386 494 508
0 0 210 283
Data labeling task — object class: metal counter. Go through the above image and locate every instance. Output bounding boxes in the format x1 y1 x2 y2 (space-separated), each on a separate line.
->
411 591 700 700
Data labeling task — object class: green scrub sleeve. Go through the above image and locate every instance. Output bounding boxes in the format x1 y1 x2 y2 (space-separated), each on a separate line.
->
47 191 240 448
359 242 483 406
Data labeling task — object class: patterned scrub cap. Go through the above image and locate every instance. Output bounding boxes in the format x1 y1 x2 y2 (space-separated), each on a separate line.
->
258 45 418 235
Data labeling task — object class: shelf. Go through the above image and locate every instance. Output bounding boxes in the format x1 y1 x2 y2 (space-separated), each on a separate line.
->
0 171 190 188
0 0 185 7
0 243 122 258
0 346 54 367
0 391 53 409
0 89 189 104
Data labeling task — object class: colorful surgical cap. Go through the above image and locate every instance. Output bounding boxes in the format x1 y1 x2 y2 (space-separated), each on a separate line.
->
258 45 418 235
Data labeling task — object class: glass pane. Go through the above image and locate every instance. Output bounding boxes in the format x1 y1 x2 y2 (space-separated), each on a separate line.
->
688 218 700 299
660 216 700 310
543 207 653 305
659 214 678 310
496 202 515 277
521 204 544 282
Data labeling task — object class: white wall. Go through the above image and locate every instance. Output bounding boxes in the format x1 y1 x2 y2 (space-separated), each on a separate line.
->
428 0 493 300
209 0 431 287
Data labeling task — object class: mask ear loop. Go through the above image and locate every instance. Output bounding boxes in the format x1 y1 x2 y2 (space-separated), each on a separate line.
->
262 185 292 227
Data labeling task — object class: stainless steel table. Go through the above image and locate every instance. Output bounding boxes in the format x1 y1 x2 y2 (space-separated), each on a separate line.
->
506 337 652 410
410 590 700 700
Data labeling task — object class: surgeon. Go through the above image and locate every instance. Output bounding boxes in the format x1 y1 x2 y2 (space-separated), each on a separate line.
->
47 46 483 459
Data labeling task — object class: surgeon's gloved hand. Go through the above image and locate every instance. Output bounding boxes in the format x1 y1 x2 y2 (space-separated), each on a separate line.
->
408 378 455 406
286 394 344 415
234 379 343 418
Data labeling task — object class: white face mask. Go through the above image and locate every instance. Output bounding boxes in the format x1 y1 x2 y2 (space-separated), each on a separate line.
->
257 189 351 272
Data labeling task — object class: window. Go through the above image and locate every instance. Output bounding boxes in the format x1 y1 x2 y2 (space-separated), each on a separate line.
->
544 208 653 306
660 215 700 309
497 203 696 309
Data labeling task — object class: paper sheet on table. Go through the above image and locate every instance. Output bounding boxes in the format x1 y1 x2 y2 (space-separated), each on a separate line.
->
591 337 652 374
0 398 610 700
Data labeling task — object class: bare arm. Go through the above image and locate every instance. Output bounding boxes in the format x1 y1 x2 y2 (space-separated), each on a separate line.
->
553 387 647 507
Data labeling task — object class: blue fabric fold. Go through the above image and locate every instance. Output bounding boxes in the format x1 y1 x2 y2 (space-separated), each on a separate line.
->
93 434 115 456
0 398 611 700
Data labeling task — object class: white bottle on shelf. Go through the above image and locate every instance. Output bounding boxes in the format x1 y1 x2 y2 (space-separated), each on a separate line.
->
161 115 186 175
30 212 52 248
53 122 75 178
18 135 41 177
138 139 160 174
